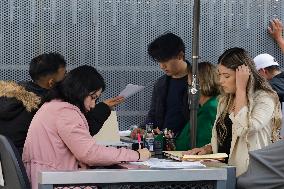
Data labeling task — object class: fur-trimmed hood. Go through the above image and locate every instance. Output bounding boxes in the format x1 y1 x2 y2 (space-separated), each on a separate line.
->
0 81 41 120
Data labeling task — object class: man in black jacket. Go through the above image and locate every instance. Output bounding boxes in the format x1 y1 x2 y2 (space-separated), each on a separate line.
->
0 53 122 155
131 33 190 138
0 53 67 155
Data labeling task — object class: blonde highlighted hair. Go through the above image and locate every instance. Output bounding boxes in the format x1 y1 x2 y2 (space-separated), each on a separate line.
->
198 62 220 97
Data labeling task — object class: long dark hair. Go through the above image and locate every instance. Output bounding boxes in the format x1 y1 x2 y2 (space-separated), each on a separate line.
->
45 65 105 113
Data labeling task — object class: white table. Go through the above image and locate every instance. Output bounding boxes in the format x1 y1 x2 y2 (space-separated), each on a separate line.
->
38 165 236 189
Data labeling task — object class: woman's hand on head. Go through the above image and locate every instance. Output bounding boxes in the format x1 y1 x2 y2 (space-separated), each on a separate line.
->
236 65 250 92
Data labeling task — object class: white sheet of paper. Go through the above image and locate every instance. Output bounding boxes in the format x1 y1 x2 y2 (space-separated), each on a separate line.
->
119 130 131 137
149 161 205 169
119 84 145 98
130 158 206 169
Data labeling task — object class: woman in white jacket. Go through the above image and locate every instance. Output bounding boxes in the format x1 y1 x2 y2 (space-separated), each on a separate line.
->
186 47 281 176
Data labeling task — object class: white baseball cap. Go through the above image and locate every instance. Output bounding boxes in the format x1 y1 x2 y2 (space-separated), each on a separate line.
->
253 53 279 70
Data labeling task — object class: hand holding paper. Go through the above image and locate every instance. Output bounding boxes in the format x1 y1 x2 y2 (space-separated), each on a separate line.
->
119 84 145 98
103 96 125 109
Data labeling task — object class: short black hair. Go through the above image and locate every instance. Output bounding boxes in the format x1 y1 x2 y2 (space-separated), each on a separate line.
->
29 52 66 81
147 33 185 62
265 65 281 73
45 65 105 113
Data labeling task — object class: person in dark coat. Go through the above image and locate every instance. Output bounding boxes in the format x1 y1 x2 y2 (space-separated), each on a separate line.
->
131 33 190 138
0 53 67 155
0 53 124 155
0 81 41 155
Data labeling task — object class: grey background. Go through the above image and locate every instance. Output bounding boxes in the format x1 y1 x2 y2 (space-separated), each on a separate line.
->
0 0 283 130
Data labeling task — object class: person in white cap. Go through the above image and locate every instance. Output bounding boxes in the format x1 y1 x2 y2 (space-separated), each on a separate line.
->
254 53 284 103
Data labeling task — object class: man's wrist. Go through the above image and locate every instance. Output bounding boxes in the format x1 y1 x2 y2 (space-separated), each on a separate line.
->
274 36 284 47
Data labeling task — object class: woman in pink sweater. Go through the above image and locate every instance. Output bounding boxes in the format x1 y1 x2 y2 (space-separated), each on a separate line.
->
22 65 151 189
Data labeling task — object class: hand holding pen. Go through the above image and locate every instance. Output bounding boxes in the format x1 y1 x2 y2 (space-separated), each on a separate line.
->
136 132 151 161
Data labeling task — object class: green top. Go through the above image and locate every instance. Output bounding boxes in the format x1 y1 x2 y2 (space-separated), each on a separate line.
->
175 96 218 151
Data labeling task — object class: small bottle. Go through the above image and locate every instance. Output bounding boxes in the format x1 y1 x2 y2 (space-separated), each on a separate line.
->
154 134 163 158
168 130 176 151
164 129 176 151
144 123 154 152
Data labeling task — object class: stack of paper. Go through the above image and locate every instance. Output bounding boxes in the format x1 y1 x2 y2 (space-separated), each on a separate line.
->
183 153 228 161
119 84 145 98
163 151 184 161
118 130 131 137
163 151 228 162
149 161 205 169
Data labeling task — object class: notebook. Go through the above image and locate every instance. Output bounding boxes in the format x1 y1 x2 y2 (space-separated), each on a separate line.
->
183 153 228 161
163 151 228 161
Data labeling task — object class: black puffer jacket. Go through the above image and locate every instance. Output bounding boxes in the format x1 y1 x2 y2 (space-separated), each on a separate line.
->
19 81 49 98
0 81 41 155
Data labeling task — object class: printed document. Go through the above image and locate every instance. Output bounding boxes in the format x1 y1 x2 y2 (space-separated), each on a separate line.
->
119 84 145 98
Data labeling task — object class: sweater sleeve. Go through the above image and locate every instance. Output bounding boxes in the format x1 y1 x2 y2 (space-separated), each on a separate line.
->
57 108 139 166
85 102 111 136
197 107 216 147
230 93 276 137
